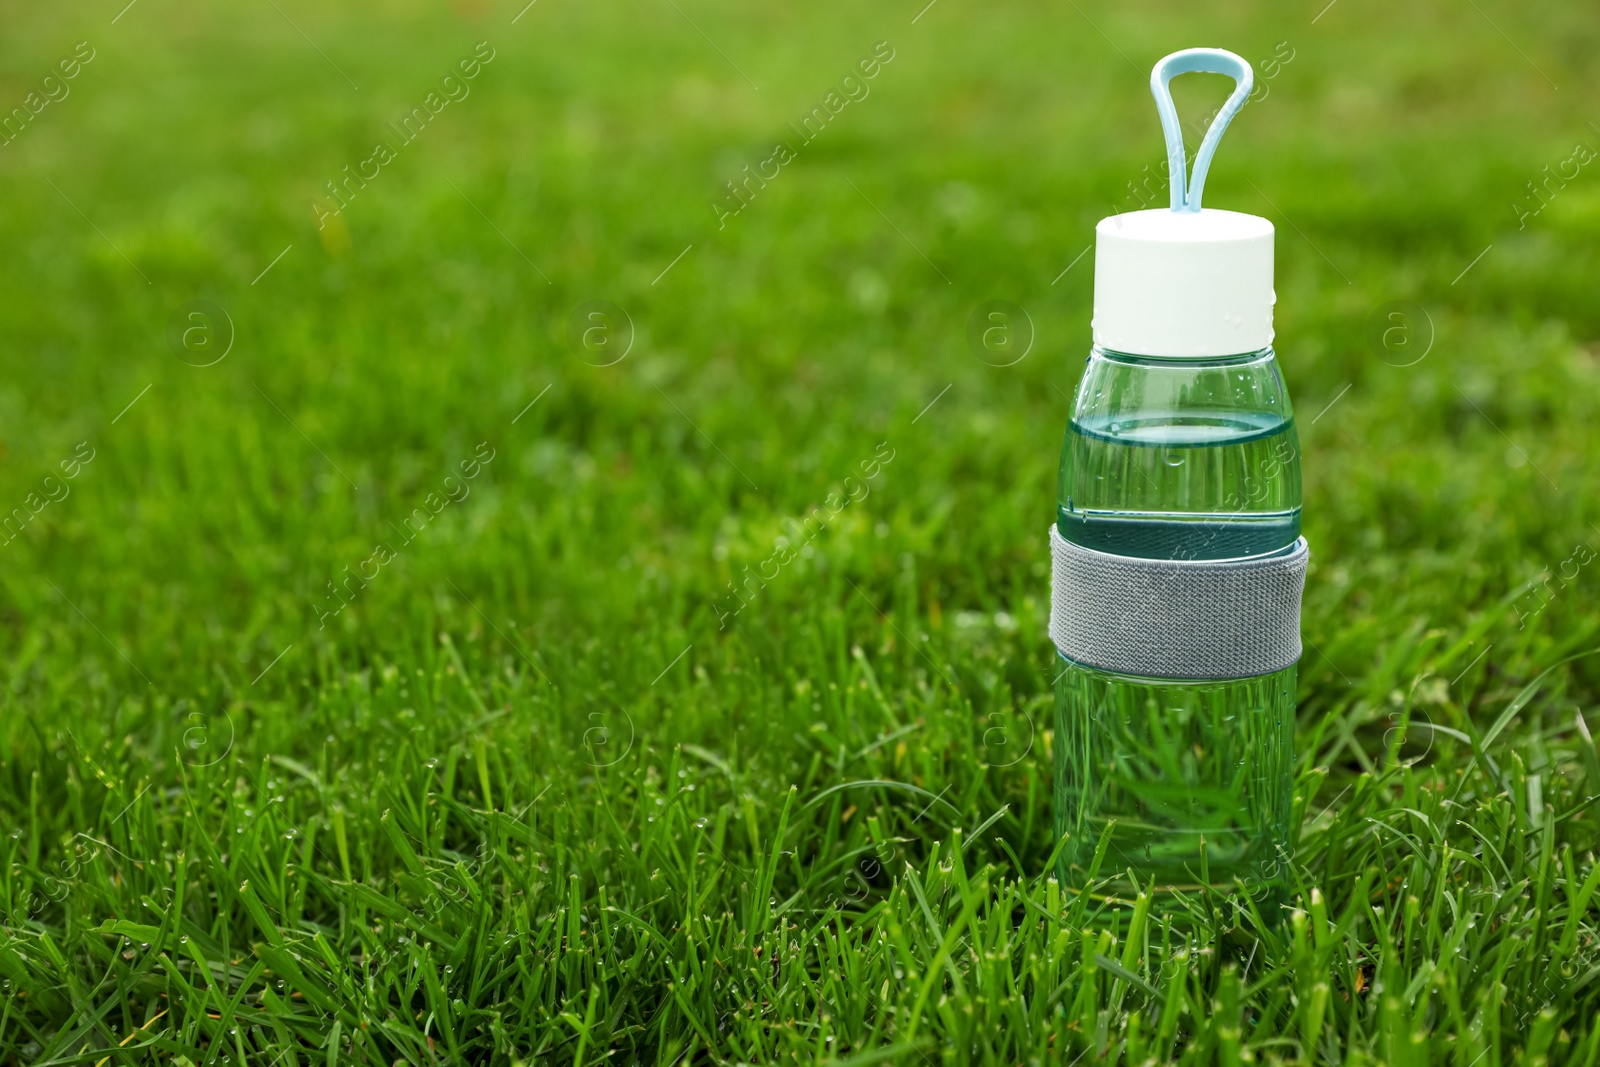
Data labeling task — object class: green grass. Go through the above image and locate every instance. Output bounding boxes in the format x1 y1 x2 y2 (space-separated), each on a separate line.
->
3 0 1600 1062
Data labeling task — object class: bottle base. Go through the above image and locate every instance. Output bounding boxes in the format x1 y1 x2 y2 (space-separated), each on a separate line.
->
1052 655 1295 901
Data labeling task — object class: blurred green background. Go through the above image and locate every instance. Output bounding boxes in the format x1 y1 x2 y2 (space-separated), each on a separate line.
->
2 0 1599 1061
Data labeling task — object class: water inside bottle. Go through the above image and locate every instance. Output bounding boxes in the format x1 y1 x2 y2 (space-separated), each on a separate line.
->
1054 407 1300 898
1058 409 1300 561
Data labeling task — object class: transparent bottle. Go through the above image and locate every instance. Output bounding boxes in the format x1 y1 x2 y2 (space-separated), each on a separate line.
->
1053 345 1300 894
1050 47 1306 899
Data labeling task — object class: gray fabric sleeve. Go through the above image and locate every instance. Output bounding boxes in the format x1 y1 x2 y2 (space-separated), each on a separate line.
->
1048 523 1310 680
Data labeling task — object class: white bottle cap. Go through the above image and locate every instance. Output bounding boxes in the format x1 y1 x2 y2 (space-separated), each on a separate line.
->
1089 47 1275 358
1092 207 1275 358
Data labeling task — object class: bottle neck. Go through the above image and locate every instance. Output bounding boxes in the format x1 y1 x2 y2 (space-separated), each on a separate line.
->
1092 345 1275 369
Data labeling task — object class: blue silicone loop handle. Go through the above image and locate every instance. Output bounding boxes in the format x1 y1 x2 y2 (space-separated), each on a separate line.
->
1150 48 1254 213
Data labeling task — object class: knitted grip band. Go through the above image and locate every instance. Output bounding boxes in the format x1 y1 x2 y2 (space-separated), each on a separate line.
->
1048 523 1310 681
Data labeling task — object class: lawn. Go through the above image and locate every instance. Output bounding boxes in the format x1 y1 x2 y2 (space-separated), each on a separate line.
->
2 0 1600 1062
